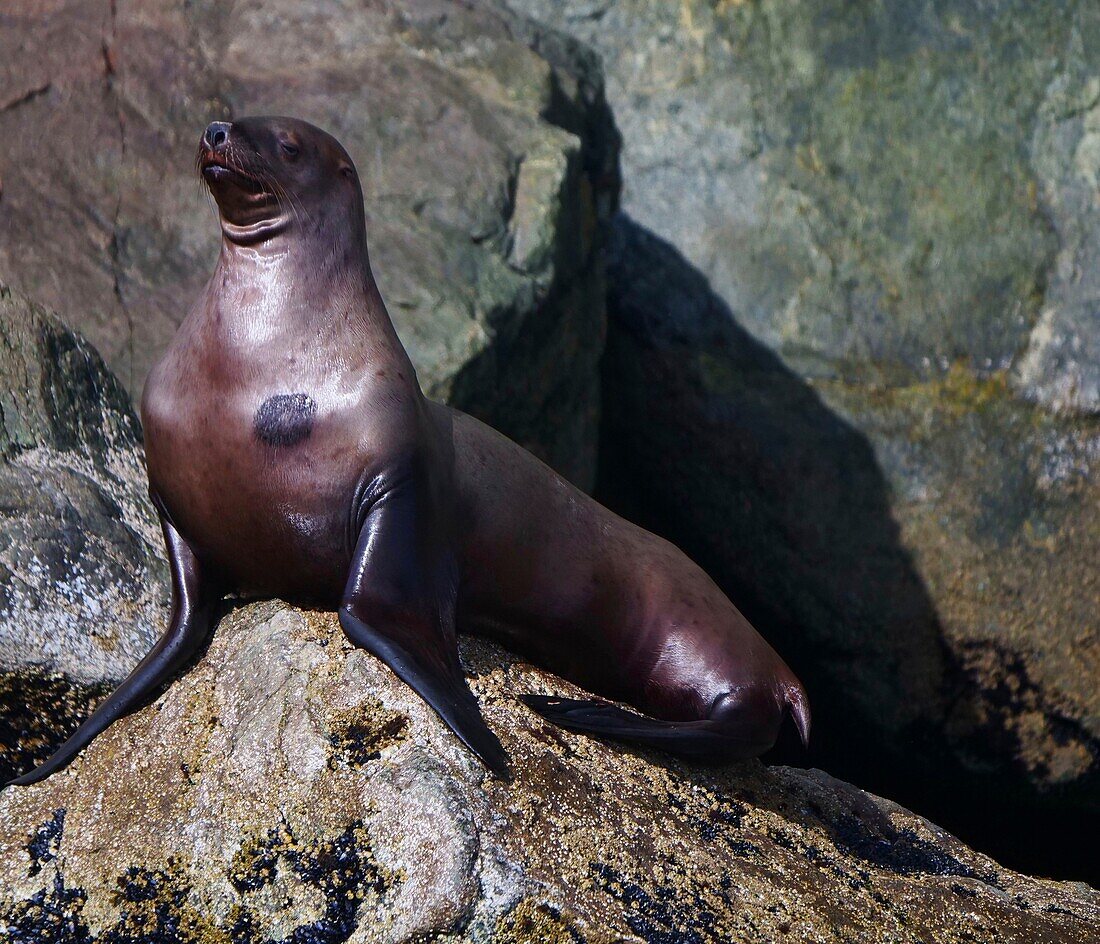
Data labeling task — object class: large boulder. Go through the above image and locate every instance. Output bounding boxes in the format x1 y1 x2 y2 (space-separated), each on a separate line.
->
1 601 1096 943
506 0 1099 877
0 285 168 783
0 0 618 487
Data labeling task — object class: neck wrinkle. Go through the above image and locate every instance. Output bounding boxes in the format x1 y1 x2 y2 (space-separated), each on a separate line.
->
206 230 410 373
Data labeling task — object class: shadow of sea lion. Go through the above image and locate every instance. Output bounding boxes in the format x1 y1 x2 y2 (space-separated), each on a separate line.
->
595 214 1095 882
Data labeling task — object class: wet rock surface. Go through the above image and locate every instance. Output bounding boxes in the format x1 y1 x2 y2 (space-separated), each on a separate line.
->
0 286 167 783
0 0 617 487
508 0 1100 875
1 601 1096 943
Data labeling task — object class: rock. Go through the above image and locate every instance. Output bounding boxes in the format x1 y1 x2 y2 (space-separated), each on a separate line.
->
0 285 168 783
1 601 1096 943
1019 54 1100 416
0 0 618 487
505 0 1099 875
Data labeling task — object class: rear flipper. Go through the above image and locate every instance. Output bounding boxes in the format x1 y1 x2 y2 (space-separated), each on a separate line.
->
521 688 809 762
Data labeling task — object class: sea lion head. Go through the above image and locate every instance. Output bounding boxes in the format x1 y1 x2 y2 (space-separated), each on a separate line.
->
198 116 364 247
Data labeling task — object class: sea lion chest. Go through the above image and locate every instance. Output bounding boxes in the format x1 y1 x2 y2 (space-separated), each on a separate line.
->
142 352 376 605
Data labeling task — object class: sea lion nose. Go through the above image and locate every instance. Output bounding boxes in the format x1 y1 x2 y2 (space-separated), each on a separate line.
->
203 121 231 152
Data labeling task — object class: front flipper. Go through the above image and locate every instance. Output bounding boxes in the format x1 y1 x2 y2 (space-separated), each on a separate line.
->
6 502 221 787
339 467 510 778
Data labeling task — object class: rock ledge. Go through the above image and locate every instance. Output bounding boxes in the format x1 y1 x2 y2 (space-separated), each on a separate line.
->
1 602 1096 943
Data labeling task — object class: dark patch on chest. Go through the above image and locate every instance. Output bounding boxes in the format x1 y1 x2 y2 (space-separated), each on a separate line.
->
254 393 317 447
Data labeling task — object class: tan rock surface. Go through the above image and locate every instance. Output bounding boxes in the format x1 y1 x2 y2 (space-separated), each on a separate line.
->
1 602 1095 942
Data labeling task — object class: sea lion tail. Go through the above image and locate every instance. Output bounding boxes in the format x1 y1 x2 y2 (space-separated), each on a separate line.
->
519 694 776 761
785 682 811 748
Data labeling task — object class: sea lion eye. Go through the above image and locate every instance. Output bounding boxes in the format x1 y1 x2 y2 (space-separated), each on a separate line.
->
279 139 300 158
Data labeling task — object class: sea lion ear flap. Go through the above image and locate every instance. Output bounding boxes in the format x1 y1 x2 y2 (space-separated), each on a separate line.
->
337 469 511 779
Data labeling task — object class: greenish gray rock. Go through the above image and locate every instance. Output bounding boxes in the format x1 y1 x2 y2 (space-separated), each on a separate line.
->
0 285 168 782
1 601 1096 943
1020 50 1100 415
507 0 1099 874
0 0 617 487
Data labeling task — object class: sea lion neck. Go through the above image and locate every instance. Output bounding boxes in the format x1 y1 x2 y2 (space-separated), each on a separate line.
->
205 230 404 359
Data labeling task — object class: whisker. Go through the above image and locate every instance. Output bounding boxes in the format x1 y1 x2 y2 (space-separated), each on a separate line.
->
191 134 311 232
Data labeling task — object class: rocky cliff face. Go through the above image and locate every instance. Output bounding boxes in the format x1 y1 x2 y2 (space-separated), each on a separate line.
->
507 0 1100 876
0 0 618 487
0 286 168 784
1 601 1096 944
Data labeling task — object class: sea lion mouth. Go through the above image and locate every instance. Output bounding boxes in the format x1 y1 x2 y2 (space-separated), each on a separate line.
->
198 151 267 193
198 146 286 241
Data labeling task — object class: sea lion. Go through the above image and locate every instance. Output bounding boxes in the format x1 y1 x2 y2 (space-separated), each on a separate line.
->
8 117 809 786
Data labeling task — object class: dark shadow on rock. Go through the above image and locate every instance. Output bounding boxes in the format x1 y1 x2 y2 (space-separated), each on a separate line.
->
0 673 107 785
595 214 1097 882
